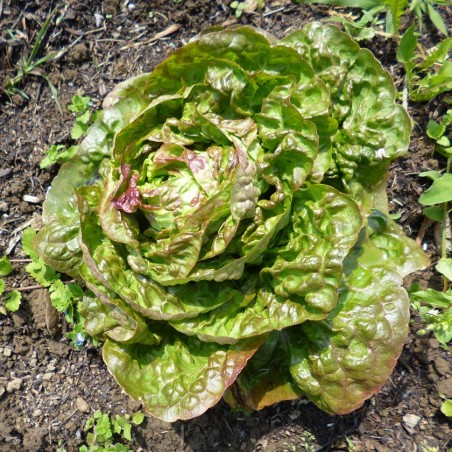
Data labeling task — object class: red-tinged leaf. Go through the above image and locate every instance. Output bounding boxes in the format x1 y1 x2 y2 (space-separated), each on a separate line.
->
103 335 264 422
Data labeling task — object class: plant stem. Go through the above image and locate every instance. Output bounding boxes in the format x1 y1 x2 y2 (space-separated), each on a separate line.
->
442 157 451 291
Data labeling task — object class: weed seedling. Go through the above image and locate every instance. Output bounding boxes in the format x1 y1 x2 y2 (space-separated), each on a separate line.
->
230 1 247 17
410 108 452 348
80 410 145 452
41 95 96 169
0 256 21 314
1 7 84 111
397 27 451 101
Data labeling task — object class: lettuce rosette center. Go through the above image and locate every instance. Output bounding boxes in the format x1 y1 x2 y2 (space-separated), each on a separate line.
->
34 23 428 422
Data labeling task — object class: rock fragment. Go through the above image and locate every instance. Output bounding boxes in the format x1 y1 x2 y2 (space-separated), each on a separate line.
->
6 378 23 392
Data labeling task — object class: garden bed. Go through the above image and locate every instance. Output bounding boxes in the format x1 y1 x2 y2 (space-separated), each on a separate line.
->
0 1 451 450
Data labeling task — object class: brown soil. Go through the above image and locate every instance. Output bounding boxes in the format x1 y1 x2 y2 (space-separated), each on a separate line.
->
0 1 451 451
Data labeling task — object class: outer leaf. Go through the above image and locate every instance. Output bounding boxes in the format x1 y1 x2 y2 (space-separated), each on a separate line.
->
33 219 82 277
288 249 409 413
223 332 302 410
366 211 430 277
80 295 162 346
283 23 411 210
288 283 409 414
103 336 263 422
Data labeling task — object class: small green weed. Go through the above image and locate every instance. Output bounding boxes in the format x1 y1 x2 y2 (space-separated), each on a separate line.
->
441 398 452 417
397 27 452 101
0 255 22 314
410 284 452 347
79 410 145 452
2 8 64 110
41 95 96 169
409 0 449 35
230 1 247 17
410 108 452 349
2 95 99 341
0 228 92 347
299 431 316 452
21 227 95 348
327 7 386 41
295 0 449 36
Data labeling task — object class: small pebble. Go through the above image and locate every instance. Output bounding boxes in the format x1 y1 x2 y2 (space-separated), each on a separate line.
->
3 347 12 357
22 195 41 203
42 372 53 381
94 12 104 27
403 413 421 430
33 409 42 417
76 397 90 413
6 378 23 392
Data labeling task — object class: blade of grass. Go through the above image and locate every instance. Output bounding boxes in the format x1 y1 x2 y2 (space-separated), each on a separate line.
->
427 2 448 35
36 73 62 113
27 7 58 65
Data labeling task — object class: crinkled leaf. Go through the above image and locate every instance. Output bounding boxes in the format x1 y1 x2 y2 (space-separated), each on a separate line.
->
172 185 362 343
288 245 410 414
366 211 430 277
223 332 301 410
283 23 411 210
103 336 263 422
33 219 82 278
286 213 427 414
80 295 162 346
